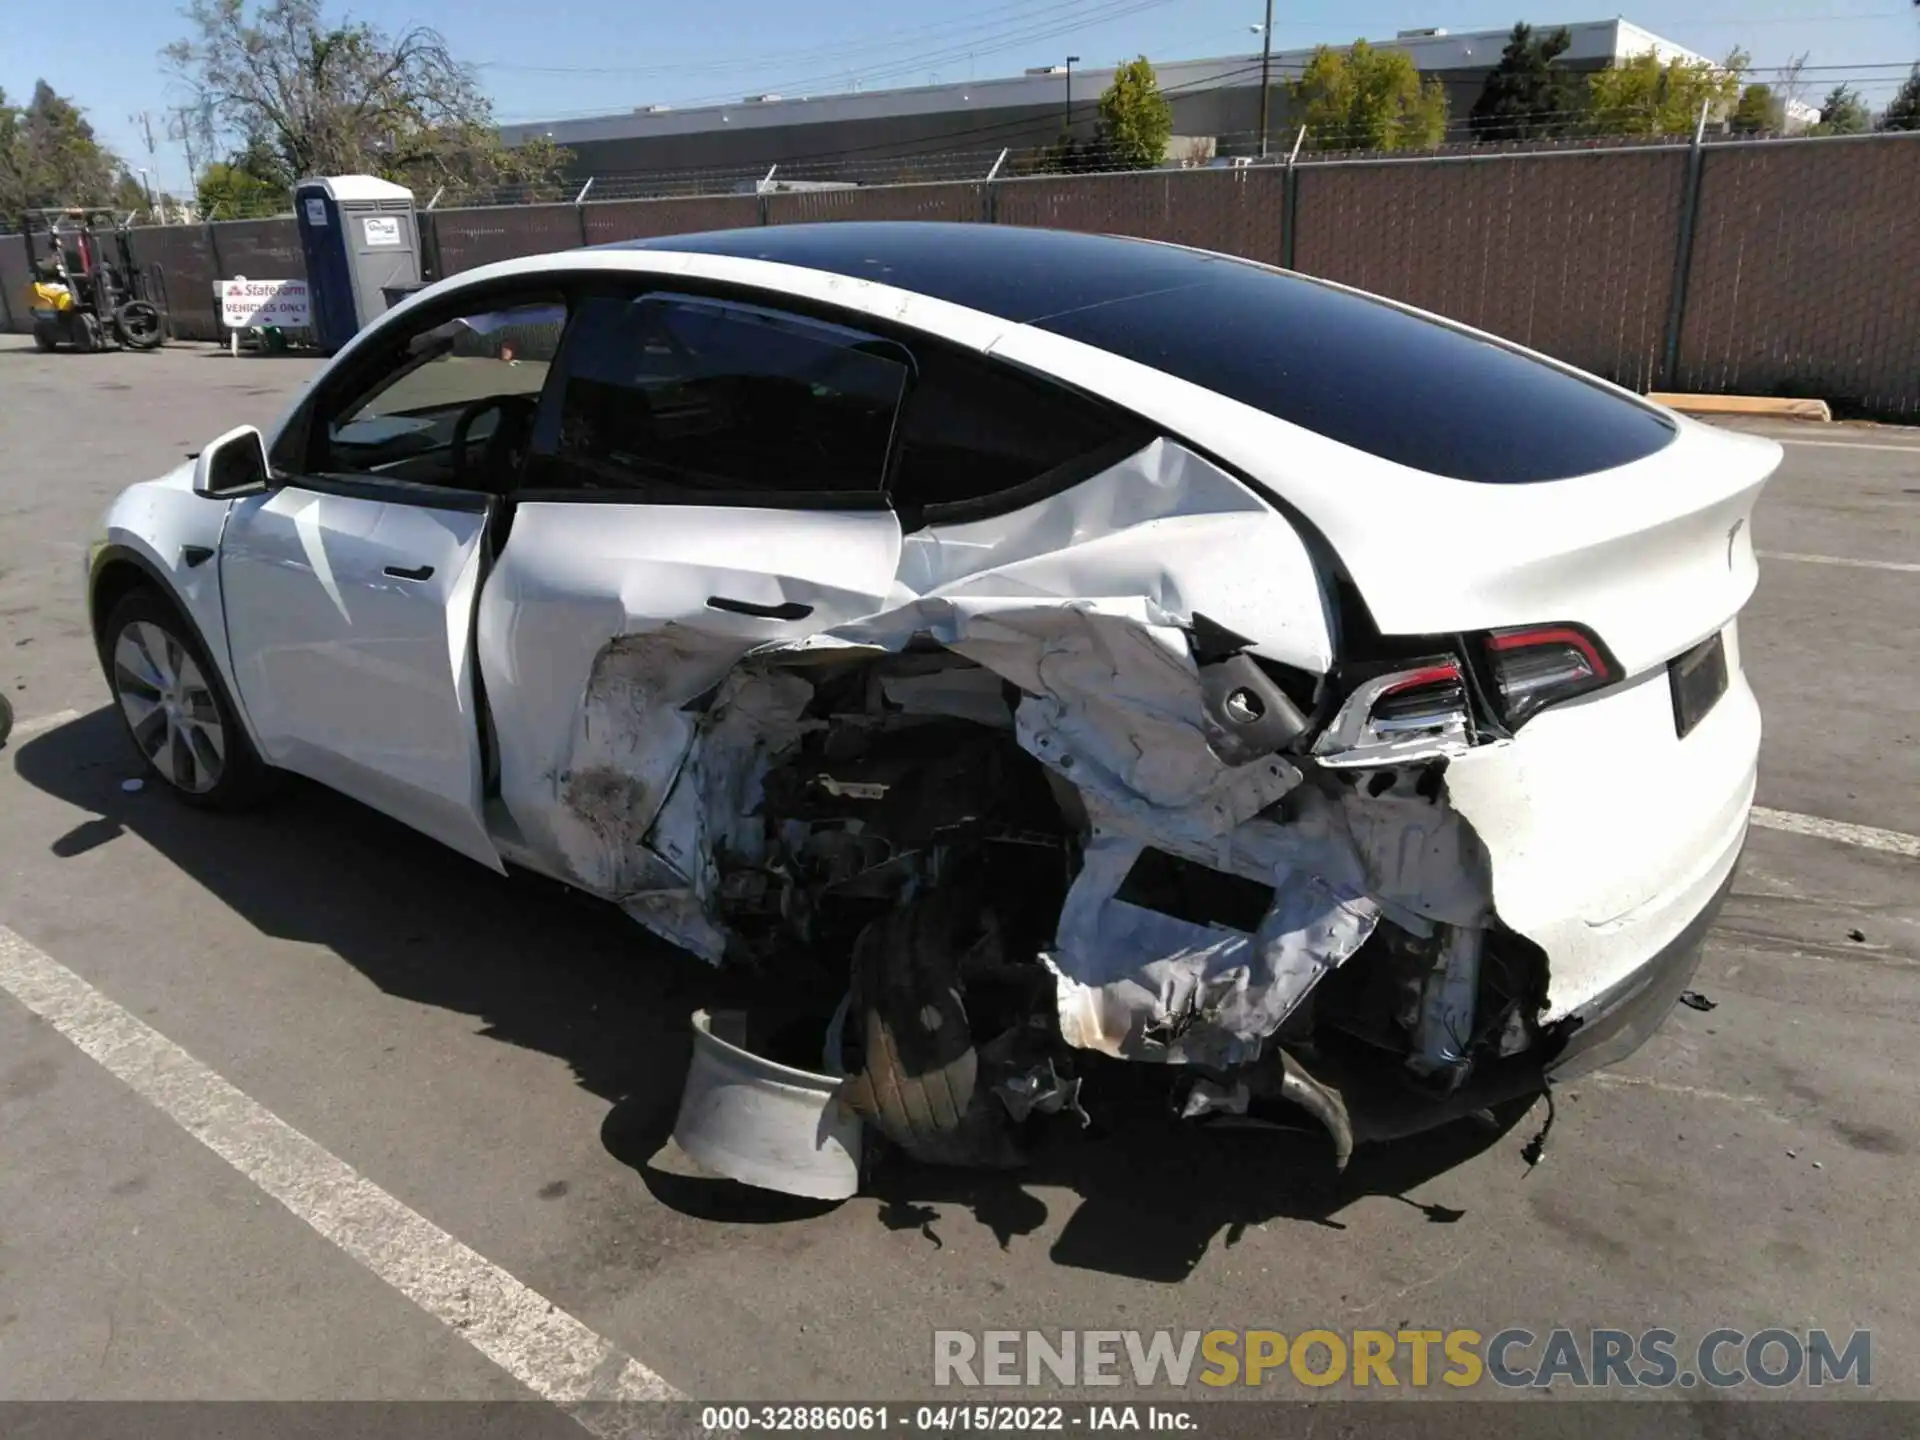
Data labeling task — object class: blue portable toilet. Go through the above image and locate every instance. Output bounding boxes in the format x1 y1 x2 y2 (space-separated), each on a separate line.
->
293 175 422 353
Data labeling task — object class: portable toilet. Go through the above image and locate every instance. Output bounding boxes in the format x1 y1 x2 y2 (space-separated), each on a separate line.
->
293 175 422 353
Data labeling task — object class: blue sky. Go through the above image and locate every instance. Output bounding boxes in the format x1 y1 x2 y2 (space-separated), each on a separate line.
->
7 0 1915 194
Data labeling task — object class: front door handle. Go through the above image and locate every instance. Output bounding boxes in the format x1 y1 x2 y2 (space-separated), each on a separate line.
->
384 563 435 582
707 595 814 621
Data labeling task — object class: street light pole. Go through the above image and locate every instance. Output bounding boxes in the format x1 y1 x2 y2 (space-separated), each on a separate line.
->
1065 55 1079 136
1258 0 1275 157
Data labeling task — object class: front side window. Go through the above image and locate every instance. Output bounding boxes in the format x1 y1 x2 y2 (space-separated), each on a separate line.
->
528 293 909 499
318 297 567 487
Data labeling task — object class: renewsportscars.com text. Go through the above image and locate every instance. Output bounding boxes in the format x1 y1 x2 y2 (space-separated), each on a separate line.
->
932 1327 1871 1390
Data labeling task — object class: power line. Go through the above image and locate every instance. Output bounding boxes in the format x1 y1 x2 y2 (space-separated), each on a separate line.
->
480 0 1114 78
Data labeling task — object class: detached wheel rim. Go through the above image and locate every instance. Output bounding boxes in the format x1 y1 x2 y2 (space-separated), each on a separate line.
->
113 620 225 793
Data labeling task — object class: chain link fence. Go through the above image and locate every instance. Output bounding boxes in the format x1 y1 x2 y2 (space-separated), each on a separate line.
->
7 131 1916 417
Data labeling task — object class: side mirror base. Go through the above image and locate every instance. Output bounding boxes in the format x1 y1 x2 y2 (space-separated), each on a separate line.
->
192 425 273 499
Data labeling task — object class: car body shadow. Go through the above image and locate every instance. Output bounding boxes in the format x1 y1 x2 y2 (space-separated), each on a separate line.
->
15 708 1534 1281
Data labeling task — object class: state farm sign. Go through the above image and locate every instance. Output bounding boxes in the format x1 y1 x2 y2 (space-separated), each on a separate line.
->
219 278 311 329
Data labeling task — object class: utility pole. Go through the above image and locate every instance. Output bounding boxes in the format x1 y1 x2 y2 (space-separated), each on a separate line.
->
1065 55 1079 136
1258 0 1276 157
132 110 161 218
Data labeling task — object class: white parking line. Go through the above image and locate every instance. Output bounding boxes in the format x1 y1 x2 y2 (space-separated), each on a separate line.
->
0 923 682 1427
1775 438 1920 454
5 707 82 740
1758 551 1920 574
1751 807 1920 860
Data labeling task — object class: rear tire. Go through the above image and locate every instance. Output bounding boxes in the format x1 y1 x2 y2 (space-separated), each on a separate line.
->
97 587 274 810
72 314 101 354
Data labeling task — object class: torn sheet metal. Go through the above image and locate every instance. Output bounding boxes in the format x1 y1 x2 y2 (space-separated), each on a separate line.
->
1044 833 1381 1067
547 627 745 900
484 431 1499 1080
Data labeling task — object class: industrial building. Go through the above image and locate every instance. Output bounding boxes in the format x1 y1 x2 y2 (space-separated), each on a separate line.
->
499 19 1718 191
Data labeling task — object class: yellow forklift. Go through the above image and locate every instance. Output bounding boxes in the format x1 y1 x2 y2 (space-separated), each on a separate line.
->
21 208 166 352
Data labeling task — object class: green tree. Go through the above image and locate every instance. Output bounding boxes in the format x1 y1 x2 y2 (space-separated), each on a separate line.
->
1585 48 1743 136
0 80 129 212
1094 56 1173 169
1809 84 1872 135
197 158 289 218
165 0 571 203
1730 82 1781 134
1469 23 1581 141
1294 39 1449 151
1881 66 1920 131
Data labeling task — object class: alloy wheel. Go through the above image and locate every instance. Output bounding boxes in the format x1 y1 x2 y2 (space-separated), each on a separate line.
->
112 620 226 793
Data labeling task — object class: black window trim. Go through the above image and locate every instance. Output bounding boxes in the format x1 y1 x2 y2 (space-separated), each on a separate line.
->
286 470 497 513
272 264 1162 525
271 274 577 496
516 281 915 512
506 271 1158 526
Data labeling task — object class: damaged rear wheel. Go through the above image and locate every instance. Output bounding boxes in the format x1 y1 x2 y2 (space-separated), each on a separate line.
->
837 894 1024 1168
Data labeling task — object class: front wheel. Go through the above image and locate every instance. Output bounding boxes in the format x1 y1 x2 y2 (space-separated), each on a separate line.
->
99 589 274 809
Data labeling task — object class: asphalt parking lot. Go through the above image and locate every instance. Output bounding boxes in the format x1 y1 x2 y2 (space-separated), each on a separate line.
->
1 334 1916 1414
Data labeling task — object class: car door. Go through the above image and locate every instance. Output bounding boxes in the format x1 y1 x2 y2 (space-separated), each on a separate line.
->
220 292 566 871
474 288 911 901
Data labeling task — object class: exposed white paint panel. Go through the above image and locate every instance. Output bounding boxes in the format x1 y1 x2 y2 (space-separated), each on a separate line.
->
989 323 1782 677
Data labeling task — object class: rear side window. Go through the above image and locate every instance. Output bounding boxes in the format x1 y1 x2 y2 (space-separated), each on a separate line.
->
1033 262 1676 483
529 292 909 499
888 347 1148 515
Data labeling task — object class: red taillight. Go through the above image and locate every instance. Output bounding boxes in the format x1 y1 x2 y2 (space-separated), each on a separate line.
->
1314 656 1473 766
1483 624 1616 728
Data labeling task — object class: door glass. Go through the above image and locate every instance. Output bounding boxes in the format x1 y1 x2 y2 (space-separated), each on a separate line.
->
323 299 567 482
529 293 909 499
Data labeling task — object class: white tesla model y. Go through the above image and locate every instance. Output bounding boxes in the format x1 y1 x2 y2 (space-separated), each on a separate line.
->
87 223 1779 1182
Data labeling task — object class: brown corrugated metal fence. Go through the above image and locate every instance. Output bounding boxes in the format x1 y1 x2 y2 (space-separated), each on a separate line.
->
22 134 1913 415
1675 133 1920 419
578 194 760 244
126 225 221 340
427 203 586 276
0 234 30 333
205 218 306 290
1292 148 1686 392
767 182 985 226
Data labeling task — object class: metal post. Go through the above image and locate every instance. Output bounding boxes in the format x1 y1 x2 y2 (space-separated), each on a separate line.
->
1281 125 1305 269
1258 0 1276 159
1660 100 1711 391
1064 56 1078 136
983 148 1009 223
426 185 445 210
574 177 592 247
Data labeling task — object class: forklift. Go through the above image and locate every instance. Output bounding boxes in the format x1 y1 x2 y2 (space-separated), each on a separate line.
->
21 208 167 352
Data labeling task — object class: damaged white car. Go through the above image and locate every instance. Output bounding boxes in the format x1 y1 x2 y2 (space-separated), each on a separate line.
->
87 223 1777 1198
